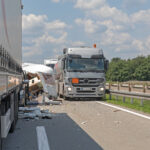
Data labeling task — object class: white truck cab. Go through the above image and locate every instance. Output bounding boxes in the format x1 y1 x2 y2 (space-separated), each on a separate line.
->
55 46 108 99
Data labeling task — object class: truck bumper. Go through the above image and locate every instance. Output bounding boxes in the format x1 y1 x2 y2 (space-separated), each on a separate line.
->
64 85 105 98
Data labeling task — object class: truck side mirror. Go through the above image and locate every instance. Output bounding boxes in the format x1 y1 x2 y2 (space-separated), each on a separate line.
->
104 60 109 71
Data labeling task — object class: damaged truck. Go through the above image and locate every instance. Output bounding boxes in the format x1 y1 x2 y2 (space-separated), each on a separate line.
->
54 46 108 100
0 0 23 148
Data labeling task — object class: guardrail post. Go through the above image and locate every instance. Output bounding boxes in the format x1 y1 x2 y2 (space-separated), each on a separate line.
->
103 94 106 100
117 82 119 91
116 95 118 100
143 84 146 93
109 83 111 90
140 99 144 106
130 98 134 104
129 83 131 92
123 97 125 103
109 94 112 100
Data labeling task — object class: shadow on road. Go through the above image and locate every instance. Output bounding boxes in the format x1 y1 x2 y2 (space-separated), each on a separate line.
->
3 113 103 150
64 97 105 102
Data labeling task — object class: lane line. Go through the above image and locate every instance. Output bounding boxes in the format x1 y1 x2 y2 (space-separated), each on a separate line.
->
97 101 150 120
36 126 50 150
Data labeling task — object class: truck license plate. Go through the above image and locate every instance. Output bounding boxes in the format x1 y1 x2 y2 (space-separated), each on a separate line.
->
82 87 91 91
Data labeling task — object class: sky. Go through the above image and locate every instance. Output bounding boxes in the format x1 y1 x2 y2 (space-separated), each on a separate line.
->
22 0 150 63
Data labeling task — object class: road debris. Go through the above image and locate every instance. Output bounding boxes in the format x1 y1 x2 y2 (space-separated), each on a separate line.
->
113 109 121 112
19 107 52 119
114 121 122 125
81 121 88 125
44 96 62 105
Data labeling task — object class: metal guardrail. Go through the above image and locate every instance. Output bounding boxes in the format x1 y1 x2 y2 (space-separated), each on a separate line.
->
106 82 150 93
106 90 150 106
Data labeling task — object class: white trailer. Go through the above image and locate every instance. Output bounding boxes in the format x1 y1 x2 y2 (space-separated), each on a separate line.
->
0 0 22 148
44 59 58 69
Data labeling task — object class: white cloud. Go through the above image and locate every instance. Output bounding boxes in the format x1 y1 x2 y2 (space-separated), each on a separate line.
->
75 0 105 9
132 40 145 52
101 30 131 46
23 32 68 59
33 32 68 45
145 36 150 49
91 5 129 24
75 18 98 34
22 14 69 61
45 20 68 30
123 0 148 9
23 46 42 57
131 9 150 25
71 41 85 47
131 37 150 55
98 20 124 31
22 14 47 30
51 0 60 3
23 14 68 32
73 0 150 57
23 1 150 61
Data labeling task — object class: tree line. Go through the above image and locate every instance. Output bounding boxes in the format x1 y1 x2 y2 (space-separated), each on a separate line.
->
106 56 150 82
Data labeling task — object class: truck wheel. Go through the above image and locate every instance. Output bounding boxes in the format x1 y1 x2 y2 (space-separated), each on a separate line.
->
9 120 15 133
62 85 69 100
96 97 103 101
63 96 69 100
59 94 63 98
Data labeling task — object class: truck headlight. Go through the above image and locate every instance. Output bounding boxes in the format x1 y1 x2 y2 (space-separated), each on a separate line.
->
68 87 72 91
99 87 104 91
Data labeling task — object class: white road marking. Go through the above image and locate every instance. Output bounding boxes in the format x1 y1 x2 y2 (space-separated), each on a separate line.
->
97 101 150 120
36 126 50 150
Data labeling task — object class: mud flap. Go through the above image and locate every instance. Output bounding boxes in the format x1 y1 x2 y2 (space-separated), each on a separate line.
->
10 93 15 133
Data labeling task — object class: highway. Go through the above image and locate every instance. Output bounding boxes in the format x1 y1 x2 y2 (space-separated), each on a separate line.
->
3 99 150 150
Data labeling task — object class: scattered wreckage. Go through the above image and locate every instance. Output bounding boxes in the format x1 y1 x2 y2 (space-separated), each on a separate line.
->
22 63 58 105
19 107 52 119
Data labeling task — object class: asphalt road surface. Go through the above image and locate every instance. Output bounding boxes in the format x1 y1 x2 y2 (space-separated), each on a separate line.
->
3 99 150 150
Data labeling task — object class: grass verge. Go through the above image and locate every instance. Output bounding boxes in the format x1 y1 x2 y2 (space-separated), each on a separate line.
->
105 94 150 114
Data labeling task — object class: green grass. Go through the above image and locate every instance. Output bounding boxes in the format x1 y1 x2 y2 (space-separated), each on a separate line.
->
104 94 150 114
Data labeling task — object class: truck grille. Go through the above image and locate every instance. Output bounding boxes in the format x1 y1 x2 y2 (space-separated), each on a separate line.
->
72 78 104 87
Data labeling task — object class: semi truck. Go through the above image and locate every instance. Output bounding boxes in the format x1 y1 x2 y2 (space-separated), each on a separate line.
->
0 0 22 148
44 59 58 69
54 46 108 100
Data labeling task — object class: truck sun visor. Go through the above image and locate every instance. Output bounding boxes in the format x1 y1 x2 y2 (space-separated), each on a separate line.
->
91 55 104 59
68 54 82 58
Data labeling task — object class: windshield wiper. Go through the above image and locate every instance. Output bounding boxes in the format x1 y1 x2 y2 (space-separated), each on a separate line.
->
85 70 104 72
68 69 85 72
68 69 104 72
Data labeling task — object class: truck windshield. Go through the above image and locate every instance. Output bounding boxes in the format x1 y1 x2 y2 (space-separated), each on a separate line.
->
67 58 104 72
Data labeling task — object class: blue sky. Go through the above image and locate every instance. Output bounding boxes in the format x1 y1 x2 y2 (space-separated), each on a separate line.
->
22 0 150 63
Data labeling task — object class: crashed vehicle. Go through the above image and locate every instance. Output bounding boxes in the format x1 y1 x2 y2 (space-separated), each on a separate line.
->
22 63 57 99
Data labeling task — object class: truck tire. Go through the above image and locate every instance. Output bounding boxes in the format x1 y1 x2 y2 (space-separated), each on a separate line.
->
9 120 15 133
59 94 63 98
63 89 69 100
63 96 69 100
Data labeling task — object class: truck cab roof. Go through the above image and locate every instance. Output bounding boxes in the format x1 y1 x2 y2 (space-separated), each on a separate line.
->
63 47 103 58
